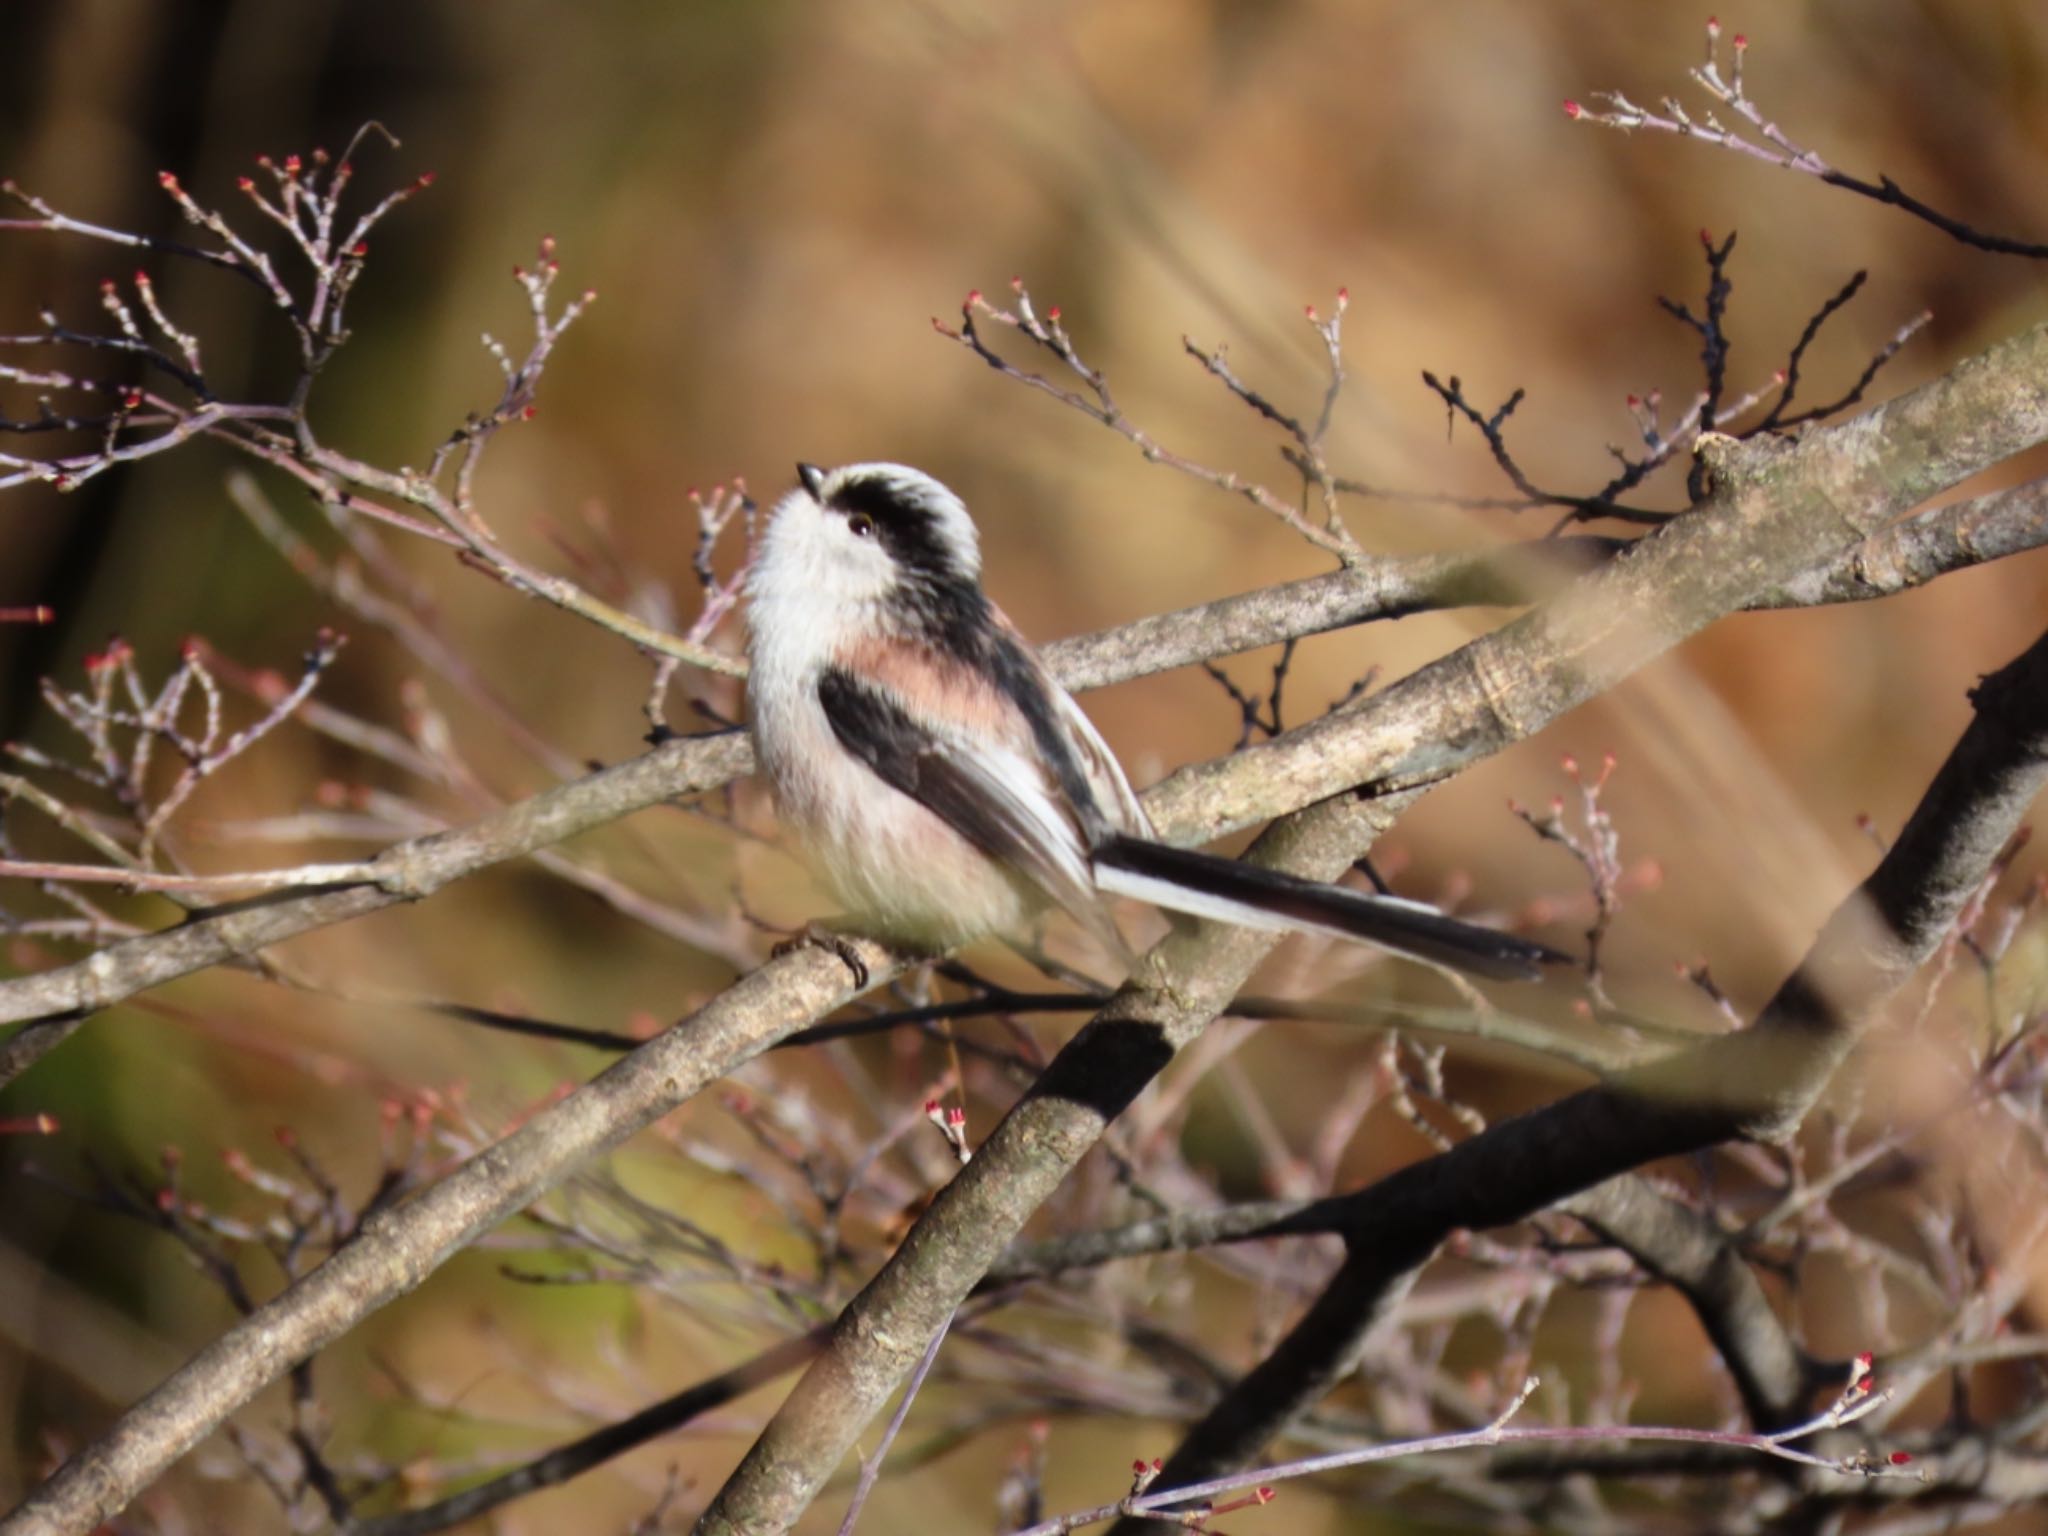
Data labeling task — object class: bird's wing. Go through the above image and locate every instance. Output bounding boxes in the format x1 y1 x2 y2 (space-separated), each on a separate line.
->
814 662 1114 942
1046 683 1153 838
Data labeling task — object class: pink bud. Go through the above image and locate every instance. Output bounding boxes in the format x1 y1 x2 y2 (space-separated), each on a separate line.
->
1562 99 1583 119
1732 33 1747 50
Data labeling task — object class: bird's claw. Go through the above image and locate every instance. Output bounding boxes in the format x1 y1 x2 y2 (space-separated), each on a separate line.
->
770 922 871 989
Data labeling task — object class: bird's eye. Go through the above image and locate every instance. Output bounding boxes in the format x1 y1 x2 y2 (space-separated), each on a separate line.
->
846 513 876 539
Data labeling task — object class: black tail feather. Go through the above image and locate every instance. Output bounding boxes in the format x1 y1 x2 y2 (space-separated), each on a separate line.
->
1092 834 1568 982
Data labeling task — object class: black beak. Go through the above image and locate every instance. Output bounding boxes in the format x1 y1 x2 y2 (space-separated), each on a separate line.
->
795 462 826 499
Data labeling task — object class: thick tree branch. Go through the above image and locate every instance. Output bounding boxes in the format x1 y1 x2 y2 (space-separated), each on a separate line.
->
6 470 2040 1091
1118 620 2048 1526
985 1173 1813 1435
0 732 755 1084
0 939 903 1536
692 322 2048 1535
11 324 2048 1536
1146 318 2048 838
1561 1179 1812 1428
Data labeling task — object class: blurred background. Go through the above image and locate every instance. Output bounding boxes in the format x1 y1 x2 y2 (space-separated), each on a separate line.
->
3 1 2048 1530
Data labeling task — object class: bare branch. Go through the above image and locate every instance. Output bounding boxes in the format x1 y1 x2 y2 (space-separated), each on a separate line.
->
691 320 2048 1535
1119 619 2048 1522
1567 21 2048 260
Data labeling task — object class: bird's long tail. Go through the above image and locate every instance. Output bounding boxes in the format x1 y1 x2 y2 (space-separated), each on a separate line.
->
1091 834 1566 982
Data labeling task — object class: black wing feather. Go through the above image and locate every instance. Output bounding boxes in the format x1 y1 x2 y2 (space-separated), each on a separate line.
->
814 668 1110 933
1093 833 1567 981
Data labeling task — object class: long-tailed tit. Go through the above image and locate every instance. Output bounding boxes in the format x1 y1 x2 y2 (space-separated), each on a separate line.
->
746 461 1563 981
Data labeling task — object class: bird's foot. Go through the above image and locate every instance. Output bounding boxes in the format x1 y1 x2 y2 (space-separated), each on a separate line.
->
770 921 872 989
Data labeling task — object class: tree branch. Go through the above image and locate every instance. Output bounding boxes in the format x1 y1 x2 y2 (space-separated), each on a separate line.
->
1116 619 2048 1527
10 322 2048 1536
690 318 2048 1534
13 467 2032 1092
353 1327 827 1536
0 938 902 1536
1144 318 2048 839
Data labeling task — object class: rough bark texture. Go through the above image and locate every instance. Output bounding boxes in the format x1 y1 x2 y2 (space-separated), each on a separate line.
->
692 325 2048 1536
1113 621 2048 1530
7 320 2048 1536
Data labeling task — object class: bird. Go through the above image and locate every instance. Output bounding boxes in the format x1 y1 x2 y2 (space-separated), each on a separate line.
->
745 461 1563 982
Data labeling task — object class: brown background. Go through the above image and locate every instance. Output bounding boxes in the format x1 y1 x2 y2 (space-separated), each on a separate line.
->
3 2 2047 1530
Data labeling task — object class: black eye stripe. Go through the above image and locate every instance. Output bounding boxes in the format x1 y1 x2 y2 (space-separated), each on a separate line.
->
824 475 954 575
